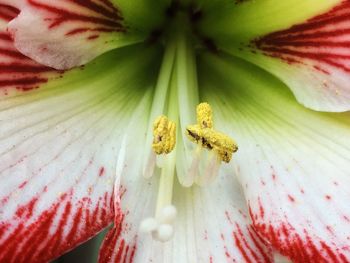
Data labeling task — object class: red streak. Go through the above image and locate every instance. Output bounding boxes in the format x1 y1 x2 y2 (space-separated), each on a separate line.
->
233 231 253 263
28 0 125 31
288 195 295 202
249 203 350 262
99 167 106 177
247 227 272 263
0 4 63 92
0 192 114 263
0 4 19 20
253 1 350 74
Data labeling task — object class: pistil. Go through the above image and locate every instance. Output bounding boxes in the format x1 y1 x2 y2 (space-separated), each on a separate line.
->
140 67 179 242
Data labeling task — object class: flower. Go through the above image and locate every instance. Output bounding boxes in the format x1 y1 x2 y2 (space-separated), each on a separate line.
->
0 0 350 262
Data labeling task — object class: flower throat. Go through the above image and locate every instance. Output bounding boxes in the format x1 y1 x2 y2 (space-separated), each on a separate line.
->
139 7 238 242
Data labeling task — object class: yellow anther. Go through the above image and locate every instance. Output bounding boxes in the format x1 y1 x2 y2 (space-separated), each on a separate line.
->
186 103 238 163
152 115 176 155
197 102 213 128
186 125 238 163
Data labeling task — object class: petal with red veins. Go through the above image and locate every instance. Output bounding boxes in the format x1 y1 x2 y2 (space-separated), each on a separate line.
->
199 51 350 262
7 0 144 70
249 1 350 112
99 175 274 263
0 39 160 262
0 4 63 95
199 0 350 112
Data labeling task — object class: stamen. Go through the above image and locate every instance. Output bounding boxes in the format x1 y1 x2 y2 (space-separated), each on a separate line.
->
186 145 202 186
152 115 176 155
186 126 237 163
186 102 238 163
142 40 176 178
183 103 239 186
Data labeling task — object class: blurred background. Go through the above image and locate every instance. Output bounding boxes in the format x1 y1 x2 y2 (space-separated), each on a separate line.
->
52 229 107 263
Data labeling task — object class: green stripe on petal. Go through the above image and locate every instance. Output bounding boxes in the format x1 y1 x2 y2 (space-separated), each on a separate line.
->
198 51 350 262
198 0 340 43
111 0 170 33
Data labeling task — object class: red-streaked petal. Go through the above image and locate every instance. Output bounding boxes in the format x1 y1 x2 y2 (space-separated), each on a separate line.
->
98 104 155 263
199 0 350 112
0 4 62 95
7 0 141 70
0 40 159 262
99 178 273 263
199 52 350 263
250 0 350 111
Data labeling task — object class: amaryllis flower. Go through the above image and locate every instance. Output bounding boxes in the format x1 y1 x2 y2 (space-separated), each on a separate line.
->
1 0 350 262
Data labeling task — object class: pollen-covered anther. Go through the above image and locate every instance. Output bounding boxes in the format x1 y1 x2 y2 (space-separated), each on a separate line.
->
152 115 176 155
197 102 213 128
186 103 238 163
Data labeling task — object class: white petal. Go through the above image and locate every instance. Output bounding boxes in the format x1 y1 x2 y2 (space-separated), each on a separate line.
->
199 51 350 262
0 43 158 262
99 166 273 262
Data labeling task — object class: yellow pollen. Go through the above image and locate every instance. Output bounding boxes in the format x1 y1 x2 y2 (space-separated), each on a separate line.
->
186 103 238 163
152 115 176 155
196 102 213 128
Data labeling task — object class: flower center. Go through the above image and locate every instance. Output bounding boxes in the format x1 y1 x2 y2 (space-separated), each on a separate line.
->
139 8 238 242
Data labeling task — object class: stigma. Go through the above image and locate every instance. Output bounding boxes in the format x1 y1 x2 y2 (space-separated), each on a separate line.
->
183 103 238 187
